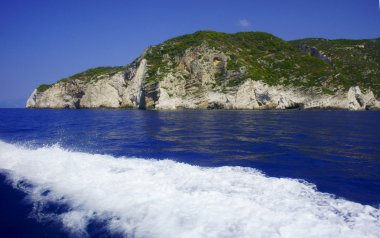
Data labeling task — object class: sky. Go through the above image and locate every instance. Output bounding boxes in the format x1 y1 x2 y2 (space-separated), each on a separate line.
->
0 0 379 107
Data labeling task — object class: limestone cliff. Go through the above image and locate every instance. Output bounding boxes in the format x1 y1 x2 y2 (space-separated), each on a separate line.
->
26 31 380 110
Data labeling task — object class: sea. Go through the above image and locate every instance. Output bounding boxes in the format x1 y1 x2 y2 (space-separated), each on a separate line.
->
0 108 379 238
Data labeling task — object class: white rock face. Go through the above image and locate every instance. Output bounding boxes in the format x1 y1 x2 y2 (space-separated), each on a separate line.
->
154 79 380 110
26 81 85 108
26 89 37 108
80 72 126 108
346 86 377 110
122 59 147 108
155 88 179 110
26 59 148 109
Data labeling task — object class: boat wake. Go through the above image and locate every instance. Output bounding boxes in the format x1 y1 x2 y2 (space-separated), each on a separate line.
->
0 140 379 237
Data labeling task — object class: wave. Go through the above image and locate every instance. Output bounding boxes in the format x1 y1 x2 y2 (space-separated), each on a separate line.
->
0 140 379 238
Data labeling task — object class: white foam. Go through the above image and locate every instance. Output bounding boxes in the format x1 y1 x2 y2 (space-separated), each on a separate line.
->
0 140 379 238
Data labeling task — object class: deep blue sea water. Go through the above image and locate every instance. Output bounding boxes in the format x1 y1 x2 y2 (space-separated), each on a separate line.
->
0 108 379 237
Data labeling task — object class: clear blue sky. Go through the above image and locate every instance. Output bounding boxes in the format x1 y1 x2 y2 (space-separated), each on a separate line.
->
1 0 379 107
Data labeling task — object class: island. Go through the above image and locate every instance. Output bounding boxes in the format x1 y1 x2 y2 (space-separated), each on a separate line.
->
26 31 380 110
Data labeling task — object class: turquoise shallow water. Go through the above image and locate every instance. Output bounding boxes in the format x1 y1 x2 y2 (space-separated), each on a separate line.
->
0 109 379 237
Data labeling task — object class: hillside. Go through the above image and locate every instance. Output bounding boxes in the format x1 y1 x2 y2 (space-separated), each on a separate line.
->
144 31 336 91
290 38 380 96
27 31 380 110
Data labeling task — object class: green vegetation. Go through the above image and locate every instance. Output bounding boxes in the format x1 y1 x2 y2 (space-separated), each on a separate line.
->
36 66 126 93
226 54 242 71
144 31 339 92
144 31 379 96
58 66 125 83
290 38 380 96
36 84 51 93
322 87 335 95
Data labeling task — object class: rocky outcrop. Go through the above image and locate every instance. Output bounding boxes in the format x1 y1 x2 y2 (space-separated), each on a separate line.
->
152 79 379 110
27 58 148 109
79 72 125 108
122 59 147 108
26 62 379 110
26 81 85 108
297 44 334 66
346 86 379 110
26 32 380 110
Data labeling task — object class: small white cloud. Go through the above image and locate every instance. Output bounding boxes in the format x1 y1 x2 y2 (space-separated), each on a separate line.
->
239 19 251 28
